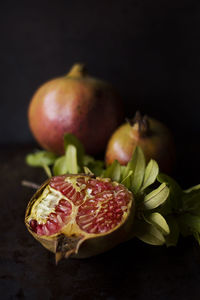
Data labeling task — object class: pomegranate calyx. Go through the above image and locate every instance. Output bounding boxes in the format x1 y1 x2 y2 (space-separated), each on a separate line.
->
55 233 84 263
130 111 150 138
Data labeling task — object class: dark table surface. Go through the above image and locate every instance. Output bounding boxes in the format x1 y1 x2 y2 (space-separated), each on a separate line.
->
1 144 200 300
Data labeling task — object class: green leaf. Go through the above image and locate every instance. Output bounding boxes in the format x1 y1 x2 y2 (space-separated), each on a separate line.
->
83 155 104 177
131 147 146 193
53 145 78 175
178 213 200 233
53 156 67 176
26 151 57 167
186 207 200 217
103 160 121 182
83 166 94 175
83 155 95 165
182 189 200 211
165 216 180 247
178 220 192 237
65 145 78 174
184 184 200 193
91 163 105 177
142 183 169 210
123 147 145 193
120 170 133 190
120 165 127 179
156 197 172 216
146 212 170 235
64 133 84 166
141 160 159 191
193 232 200 245
26 150 57 177
134 219 165 245
178 213 200 243
157 173 182 210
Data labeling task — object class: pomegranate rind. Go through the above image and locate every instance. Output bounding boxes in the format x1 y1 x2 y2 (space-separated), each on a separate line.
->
28 64 124 156
25 174 135 259
105 117 175 174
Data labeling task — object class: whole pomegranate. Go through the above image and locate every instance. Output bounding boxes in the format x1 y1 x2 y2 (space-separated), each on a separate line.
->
25 174 134 261
105 112 175 174
28 64 123 155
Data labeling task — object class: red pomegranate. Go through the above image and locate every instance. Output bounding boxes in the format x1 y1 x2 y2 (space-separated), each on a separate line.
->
105 112 175 174
25 174 134 261
28 64 123 155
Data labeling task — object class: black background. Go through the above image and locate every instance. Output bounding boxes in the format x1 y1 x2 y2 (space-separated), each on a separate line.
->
1 0 200 145
1 1 200 300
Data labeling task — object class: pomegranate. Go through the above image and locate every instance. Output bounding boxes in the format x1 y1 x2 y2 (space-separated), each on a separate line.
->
25 174 134 261
105 112 175 174
28 63 123 155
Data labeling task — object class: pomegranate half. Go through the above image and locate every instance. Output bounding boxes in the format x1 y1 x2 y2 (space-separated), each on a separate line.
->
28 63 123 155
25 174 134 261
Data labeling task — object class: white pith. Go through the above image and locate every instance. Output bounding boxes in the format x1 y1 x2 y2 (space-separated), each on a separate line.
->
30 186 62 224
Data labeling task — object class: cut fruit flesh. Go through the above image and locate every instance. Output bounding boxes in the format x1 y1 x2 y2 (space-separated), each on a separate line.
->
28 175 132 237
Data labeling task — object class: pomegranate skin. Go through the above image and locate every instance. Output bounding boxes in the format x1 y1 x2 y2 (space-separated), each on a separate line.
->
105 116 175 174
28 64 123 155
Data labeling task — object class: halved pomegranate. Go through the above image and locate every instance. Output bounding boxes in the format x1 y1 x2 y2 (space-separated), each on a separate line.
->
25 174 134 261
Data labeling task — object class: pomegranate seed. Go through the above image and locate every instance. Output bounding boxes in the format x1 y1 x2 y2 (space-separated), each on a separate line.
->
29 219 37 232
36 224 44 235
31 175 132 237
46 220 59 233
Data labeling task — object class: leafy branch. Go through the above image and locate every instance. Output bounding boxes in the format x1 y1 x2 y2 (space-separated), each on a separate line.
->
26 134 200 247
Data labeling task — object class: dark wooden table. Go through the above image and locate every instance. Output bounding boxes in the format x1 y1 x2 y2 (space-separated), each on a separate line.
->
1 144 200 300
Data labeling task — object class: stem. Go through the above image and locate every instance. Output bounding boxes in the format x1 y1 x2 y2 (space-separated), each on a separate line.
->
42 164 52 178
67 63 87 78
21 180 40 189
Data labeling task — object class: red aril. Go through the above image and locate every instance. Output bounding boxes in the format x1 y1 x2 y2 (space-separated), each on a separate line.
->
25 175 134 261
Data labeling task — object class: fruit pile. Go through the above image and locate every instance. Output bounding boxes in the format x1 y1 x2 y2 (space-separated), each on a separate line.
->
25 64 200 262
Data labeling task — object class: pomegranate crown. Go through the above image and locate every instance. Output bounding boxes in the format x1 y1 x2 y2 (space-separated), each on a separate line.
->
126 111 150 137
